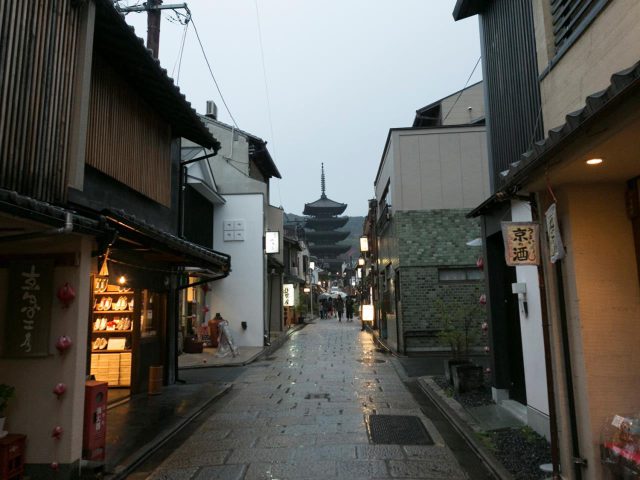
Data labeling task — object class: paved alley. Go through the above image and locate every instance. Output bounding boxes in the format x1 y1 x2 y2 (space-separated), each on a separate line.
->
144 318 469 480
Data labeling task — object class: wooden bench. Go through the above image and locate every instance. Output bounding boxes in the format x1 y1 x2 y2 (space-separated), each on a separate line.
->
402 329 441 355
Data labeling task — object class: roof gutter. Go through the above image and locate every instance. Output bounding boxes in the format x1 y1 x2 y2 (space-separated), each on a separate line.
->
0 212 74 243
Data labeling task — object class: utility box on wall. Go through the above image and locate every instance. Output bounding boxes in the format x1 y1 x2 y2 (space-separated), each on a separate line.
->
82 380 108 461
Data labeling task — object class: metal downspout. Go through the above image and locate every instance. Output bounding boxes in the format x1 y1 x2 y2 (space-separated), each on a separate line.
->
0 212 74 243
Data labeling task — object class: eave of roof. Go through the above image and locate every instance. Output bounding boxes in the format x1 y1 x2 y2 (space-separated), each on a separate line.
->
94 0 219 151
468 59 640 218
452 0 489 21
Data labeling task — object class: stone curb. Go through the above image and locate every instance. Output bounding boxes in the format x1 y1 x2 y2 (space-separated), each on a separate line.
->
417 376 515 480
106 383 233 480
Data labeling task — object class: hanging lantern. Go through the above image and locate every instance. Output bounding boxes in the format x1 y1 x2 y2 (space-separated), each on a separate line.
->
50 462 60 471
485 367 491 374
476 256 484 270
57 283 76 308
52 426 63 439
201 284 210 293
55 336 73 354
484 346 490 354
53 383 67 398
479 294 487 305
202 305 210 315
481 322 489 332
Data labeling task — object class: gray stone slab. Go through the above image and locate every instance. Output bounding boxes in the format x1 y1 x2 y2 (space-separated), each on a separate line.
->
291 444 357 462
244 460 337 480
388 459 466 478
356 444 406 460
148 467 198 480
192 464 246 480
336 460 389 478
225 446 292 464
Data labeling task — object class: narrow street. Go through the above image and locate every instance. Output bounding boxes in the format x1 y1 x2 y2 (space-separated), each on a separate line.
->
139 318 485 480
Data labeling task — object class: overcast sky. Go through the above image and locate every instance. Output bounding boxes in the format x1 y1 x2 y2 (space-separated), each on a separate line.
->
121 1 482 216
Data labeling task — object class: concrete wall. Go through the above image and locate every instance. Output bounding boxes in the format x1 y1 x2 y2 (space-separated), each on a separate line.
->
532 0 640 131
394 126 489 211
0 234 93 476
510 200 550 437
554 182 640 479
210 194 265 347
440 81 485 126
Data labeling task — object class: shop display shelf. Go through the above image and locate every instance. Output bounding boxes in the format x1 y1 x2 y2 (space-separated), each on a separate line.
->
92 310 134 314
91 349 131 354
93 291 132 295
92 330 133 334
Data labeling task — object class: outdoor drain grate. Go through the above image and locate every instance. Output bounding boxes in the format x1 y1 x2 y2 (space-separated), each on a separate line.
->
304 393 330 400
366 415 433 445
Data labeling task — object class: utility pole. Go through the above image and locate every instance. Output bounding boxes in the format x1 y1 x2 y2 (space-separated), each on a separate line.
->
114 1 190 59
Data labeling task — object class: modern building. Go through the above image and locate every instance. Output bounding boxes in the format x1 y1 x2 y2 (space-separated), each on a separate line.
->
455 0 640 477
371 83 489 355
181 105 284 348
303 164 350 273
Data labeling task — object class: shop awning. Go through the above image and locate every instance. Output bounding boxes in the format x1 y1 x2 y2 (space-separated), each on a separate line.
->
103 209 230 274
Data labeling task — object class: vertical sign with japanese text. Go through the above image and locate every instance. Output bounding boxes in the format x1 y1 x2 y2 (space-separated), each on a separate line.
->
545 203 565 263
282 284 294 307
501 222 540 266
3 260 54 357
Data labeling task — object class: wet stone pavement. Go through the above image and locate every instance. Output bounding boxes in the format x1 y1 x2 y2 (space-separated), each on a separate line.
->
146 318 468 480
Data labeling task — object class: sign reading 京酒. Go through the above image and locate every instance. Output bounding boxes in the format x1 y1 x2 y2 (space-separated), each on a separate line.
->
501 222 540 266
282 283 294 307
3 260 54 357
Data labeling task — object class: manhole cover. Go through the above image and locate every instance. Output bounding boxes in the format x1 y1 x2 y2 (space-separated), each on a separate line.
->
357 358 386 364
367 415 433 445
304 393 330 400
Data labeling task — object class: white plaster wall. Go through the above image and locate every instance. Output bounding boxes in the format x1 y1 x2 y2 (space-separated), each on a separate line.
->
440 81 485 126
0 234 92 466
210 194 265 347
511 200 550 420
375 134 396 212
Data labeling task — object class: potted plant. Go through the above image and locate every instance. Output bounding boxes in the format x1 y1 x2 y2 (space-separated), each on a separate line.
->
0 384 15 436
437 297 485 392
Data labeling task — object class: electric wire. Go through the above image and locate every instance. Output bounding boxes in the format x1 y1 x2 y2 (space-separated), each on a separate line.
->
253 0 282 208
171 22 189 83
190 17 239 129
442 56 482 123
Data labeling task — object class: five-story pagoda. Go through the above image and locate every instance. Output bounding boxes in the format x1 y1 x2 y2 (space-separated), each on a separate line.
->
304 164 350 272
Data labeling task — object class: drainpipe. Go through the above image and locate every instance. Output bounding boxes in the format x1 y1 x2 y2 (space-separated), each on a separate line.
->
0 212 73 243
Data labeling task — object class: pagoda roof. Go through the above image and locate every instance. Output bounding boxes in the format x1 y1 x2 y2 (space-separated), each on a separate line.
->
305 216 349 230
309 244 350 258
306 230 350 244
303 195 347 216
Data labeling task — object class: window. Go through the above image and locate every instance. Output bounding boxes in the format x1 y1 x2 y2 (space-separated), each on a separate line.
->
438 267 484 283
550 0 610 53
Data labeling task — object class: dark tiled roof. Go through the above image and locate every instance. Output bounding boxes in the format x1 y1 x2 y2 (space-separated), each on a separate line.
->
452 0 489 20
94 0 220 151
303 196 347 216
105 209 230 271
468 59 640 217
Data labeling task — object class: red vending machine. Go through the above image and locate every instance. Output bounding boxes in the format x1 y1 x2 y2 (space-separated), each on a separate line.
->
82 380 108 461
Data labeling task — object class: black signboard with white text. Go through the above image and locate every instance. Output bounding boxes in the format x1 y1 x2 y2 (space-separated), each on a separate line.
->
3 260 54 357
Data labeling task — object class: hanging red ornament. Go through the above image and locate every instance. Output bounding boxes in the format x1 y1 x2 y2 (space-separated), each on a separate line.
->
53 383 67 398
479 294 487 305
476 256 484 270
51 462 60 471
56 283 76 308
484 346 490 354
201 284 210 293
485 367 491 374
481 322 489 332
52 426 63 439
202 305 210 314
55 336 73 354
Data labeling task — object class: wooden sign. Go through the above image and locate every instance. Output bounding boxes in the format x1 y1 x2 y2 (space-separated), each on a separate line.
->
3 260 54 357
501 222 540 266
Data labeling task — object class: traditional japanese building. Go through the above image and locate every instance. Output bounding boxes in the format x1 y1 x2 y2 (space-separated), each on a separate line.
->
303 164 349 272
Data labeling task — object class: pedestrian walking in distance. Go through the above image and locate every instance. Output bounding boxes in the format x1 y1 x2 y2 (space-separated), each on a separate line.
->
345 296 354 322
319 301 325 319
336 296 344 322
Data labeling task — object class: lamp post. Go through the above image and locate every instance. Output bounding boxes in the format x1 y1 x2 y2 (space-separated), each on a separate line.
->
303 286 312 319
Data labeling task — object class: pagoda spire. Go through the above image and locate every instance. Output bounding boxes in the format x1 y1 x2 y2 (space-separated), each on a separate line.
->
321 163 326 198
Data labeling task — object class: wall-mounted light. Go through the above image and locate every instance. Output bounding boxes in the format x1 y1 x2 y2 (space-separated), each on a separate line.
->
586 158 603 166
358 257 365 267
117 275 127 285
359 236 369 253
309 261 315 270
303 287 311 293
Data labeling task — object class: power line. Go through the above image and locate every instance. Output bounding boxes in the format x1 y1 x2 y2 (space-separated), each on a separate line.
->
442 56 482 123
171 22 189 83
190 17 239 129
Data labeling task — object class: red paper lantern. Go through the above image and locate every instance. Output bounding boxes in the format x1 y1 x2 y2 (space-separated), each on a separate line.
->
57 283 76 308
53 383 67 398
484 346 490 354
201 284 210 293
55 336 73 353
52 426 63 439
481 322 489 332
476 256 484 270
202 305 210 314
479 294 487 305
51 462 60 471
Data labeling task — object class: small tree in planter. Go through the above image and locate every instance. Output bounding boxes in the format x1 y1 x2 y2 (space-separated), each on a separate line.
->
0 384 15 435
437 295 485 391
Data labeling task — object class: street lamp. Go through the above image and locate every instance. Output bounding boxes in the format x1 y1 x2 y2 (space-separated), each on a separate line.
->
358 257 365 267
359 235 369 253
304 286 313 319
